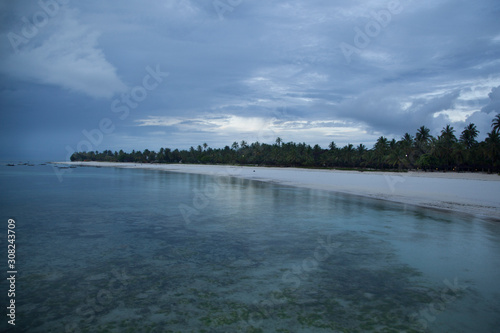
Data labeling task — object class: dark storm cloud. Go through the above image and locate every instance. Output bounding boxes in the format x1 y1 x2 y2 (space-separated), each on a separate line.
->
0 0 499 159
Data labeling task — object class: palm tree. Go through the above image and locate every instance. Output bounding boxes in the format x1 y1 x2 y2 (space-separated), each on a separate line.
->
387 143 405 169
356 143 366 154
401 133 414 146
484 131 500 172
485 130 500 145
416 126 431 144
374 136 388 152
342 144 355 166
459 123 479 149
400 133 414 153
311 144 322 166
492 114 500 134
399 133 414 167
374 136 389 169
356 144 367 167
275 137 282 147
458 123 480 169
440 125 457 143
436 125 458 170
415 125 433 157
326 141 338 166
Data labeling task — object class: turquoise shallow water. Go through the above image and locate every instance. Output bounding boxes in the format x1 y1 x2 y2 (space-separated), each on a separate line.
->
0 164 499 332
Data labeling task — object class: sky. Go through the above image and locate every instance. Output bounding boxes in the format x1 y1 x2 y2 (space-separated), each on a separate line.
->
0 0 499 161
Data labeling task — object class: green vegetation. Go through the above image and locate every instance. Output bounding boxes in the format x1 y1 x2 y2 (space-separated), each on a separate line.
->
71 118 500 173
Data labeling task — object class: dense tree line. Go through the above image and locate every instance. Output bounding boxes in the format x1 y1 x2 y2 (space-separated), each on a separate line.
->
72 116 500 173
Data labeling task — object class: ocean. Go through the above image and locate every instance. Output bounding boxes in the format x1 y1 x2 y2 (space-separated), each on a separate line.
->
1 163 499 332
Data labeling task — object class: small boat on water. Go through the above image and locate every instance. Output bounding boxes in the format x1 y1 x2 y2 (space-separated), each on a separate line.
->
6 164 15 166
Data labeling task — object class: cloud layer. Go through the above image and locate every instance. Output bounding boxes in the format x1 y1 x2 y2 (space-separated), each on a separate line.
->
1 7 127 99
0 0 499 159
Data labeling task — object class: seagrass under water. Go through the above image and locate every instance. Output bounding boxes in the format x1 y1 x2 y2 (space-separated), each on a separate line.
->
0 164 499 332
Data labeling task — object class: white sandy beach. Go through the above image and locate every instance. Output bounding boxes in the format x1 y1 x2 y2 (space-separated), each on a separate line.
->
54 162 500 220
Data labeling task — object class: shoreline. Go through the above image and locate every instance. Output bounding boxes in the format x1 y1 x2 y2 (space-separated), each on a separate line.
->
53 161 500 221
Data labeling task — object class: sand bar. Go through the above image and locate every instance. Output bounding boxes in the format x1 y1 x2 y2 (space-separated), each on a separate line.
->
54 162 500 220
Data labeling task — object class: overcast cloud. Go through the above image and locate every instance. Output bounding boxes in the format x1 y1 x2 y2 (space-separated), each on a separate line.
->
1 0 499 160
